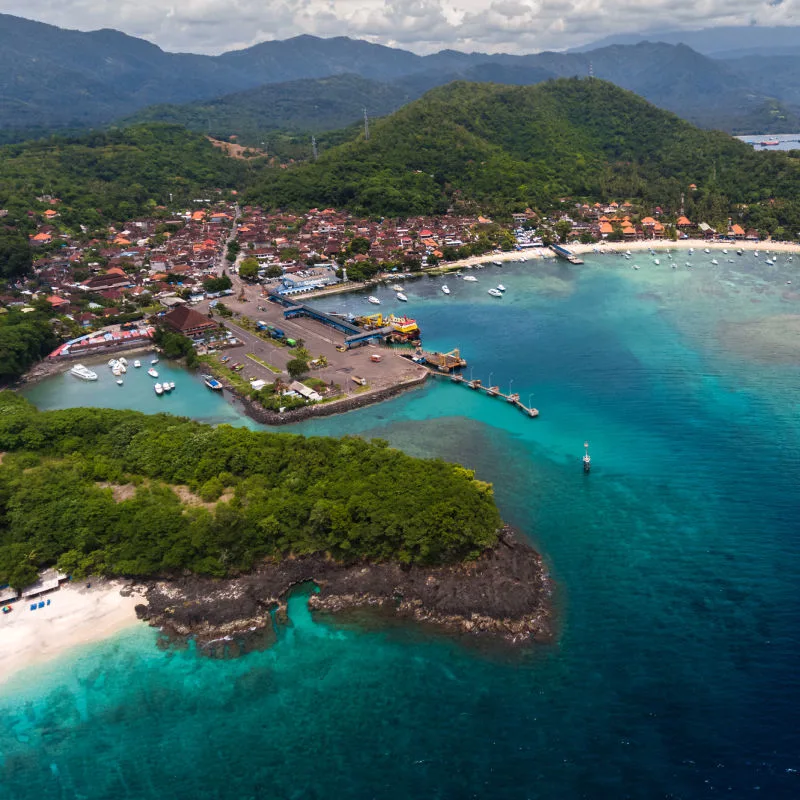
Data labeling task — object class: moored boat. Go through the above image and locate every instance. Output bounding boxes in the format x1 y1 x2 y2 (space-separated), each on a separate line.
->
488 288 503 297
368 296 381 305
496 284 506 292
69 364 98 381
441 285 450 295
396 292 408 302
147 368 159 378
133 360 141 368
116 379 124 386
462 275 478 282
154 383 163 396
202 374 223 390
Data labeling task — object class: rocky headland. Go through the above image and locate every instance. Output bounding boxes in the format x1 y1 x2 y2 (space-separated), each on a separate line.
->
135 527 553 652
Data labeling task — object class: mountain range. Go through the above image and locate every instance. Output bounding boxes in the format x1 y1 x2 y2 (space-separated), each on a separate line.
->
2 13 800 138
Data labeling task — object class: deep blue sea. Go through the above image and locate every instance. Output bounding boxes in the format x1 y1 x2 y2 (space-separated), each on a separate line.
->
5 252 800 798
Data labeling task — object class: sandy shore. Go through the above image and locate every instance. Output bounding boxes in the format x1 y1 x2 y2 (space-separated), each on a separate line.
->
569 238 800 256
0 579 144 684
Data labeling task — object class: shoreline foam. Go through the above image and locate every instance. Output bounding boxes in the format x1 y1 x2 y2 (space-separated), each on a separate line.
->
0 579 144 684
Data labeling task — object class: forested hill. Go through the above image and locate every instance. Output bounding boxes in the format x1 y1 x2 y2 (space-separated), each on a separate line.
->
0 395 502 588
247 79 800 229
0 125 259 230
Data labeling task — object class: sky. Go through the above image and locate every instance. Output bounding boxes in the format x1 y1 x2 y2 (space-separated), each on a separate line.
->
2 1 799 55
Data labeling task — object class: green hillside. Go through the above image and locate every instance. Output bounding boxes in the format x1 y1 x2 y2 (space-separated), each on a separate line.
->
0 124 259 230
0 395 501 587
247 78 800 231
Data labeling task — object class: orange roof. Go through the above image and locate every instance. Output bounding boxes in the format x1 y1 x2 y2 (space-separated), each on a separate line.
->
106 267 127 276
641 217 657 225
46 295 69 306
731 223 745 235
43 209 58 217
676 216 692 226
689 183 697 189
31 232 51 242
599 222 614 234
113 237 131 246
192 211 206 221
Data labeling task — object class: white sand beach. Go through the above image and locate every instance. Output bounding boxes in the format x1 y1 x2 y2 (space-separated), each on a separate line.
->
569 238 800 256
0 579 144 684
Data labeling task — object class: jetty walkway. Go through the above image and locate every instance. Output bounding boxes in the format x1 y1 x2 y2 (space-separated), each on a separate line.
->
429 372 539 418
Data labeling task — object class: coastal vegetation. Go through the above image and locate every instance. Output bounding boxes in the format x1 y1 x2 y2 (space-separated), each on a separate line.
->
247 79 800 234
0 395 502 588
0 310 59 385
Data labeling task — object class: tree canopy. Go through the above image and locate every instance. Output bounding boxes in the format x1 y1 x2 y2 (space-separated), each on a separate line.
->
0 395 502 587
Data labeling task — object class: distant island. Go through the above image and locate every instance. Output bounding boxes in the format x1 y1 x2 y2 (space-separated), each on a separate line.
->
0 394 552 646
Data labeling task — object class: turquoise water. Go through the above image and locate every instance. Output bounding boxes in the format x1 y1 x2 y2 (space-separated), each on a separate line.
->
6 252 800 798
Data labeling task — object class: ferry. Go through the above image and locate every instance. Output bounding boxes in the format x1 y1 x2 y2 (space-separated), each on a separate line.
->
368 296 381 305
441 285 451 295
70 364 98 381
147 368 159 378
396 292 408 302
202 374 223 391
760 138 780 146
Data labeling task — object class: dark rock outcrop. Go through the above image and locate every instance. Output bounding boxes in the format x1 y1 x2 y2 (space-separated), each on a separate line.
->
135 527 552 650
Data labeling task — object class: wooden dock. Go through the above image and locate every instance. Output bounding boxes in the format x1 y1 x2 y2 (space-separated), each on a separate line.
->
429 372 539 417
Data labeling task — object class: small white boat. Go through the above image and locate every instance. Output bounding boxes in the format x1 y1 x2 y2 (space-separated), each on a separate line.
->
463 275 478 282
396 292 408 302
70 364 98 381
441 285 451 295
112 366 122 377
391 285 403 292
633 264 640 270
151 358 159 365
711 259 719 265
154 383 163 396
754 251 759 257
107 359 118 368
119 364 126 373
368 296 381 305
737 249 743 255
722 249 728 255
686 262 691 267
148 368 159 378
704 248 710 254
133 360 141 368
496 284 506 292
118 357 128 366
654 259 660 265
116 379 124 386
492 260 503 266
169 382 176 390
162 382 171 392
625 250 632 256
487 288 503 297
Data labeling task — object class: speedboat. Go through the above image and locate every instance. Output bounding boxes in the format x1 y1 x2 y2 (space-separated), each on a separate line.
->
202 374 223 391
704 248 710 254
391 285 403 292
396 292 408 302
711 259 719 265
154 383 163 396
70 364 98 381
147 368 159 378
754 251 759 257
654 259 660 265
492 260 502 266
441 285 450 295
496 284 506 292
368 296 381 305
133 360 141 368
463 275 478 282
151 358 159 365
116 379 124 386
487 288 503 297
722 249 727 255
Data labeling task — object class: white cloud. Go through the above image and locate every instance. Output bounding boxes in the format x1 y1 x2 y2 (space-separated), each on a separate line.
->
2 0 799 54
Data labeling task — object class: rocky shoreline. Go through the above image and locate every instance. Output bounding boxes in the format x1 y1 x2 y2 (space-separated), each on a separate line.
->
135 527 553 652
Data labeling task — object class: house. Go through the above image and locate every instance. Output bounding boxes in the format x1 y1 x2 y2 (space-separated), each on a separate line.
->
729 224 746 239
46 295 70 309
162 305 218 338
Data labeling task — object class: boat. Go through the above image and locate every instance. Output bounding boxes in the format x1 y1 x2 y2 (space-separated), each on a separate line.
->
686 262 692 267
112 366 122 377
722 249 728 255
162 382 171 392
492 260 503 266
119 364 126 373
69 364 98 381
633 264 640 270
107 359 118 368
133 360 141 368
462 275 479 282
754 251 759 257
154 383 163 396
169 382 176 390
116 379 124 386
711 259 719 265
760 138 780 146
496 284 506 292
396 292 408 302
368 296 381 305
202 374 223 391
487 288 503 297
766 258 774 265
147 368 159 378
151 358 159 365
737 249 743 256
704 248 710 254
391 285 403 292
441 285 451 295
583 441 591 473
654 259 660 265
625 250 631 256
118 357 127 366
